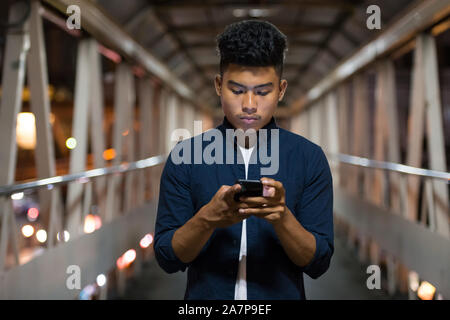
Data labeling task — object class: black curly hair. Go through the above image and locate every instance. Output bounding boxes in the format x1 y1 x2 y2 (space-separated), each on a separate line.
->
216 20 288 78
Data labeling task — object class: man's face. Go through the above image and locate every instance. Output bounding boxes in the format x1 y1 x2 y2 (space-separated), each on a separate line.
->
214 64 287 131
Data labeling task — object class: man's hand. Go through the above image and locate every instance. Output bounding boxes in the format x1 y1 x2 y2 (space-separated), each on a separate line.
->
237 177 287 224
199 184 252 229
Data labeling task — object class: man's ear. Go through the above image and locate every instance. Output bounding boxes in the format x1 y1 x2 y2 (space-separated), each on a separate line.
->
278 79 288 101
214 74 222 96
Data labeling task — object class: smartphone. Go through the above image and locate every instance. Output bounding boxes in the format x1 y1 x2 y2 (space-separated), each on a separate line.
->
234 179 263 202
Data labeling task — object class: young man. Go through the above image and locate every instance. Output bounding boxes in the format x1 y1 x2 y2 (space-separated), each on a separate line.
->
154 20 334 300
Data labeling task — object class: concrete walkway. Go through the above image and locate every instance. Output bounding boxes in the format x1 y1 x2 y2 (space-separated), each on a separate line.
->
121 235 403 300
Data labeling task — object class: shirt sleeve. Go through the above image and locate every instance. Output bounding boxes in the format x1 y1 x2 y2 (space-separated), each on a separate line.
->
295 145 334 279
154 149 194 274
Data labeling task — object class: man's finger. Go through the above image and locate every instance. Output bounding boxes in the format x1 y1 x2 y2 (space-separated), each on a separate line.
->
261 178 283 190
237 201 263 209
238 205 283 215
224 184 241 201
239 196 271 205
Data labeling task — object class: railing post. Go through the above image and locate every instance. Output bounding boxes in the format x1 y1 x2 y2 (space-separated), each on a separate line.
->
105 63 133 222
137 77 155 205
87 39 107 222
66 39 91 238
27 1 58 235
422 34 449 238
325 92 340 186
0 1 29 269
406 33 449 238
123 67 137 213
337 83 349 189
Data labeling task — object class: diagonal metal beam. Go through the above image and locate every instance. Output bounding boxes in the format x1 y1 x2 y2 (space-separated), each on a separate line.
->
284 0 450 118
288 11 352 91
43 0 214 115
153 7 214 99
185 39 325 49
164 23 334 36
147 0 357 11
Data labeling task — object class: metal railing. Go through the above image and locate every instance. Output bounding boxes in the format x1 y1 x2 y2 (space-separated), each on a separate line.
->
2 151 448 196
326 152 450 182
0 154 166 196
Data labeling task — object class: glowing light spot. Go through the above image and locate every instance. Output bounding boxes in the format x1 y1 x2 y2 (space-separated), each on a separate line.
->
27 207 39 221
418 281 436 300
123 249 136 265
102 148 116 161
116 256 126 270
11 192 24 200
57 230 70 242
116 249 137 270
409 271 419 292
140 233 153 249
96 274 106 287
65 137 77 149
84 214 102 234
21 225 34 238
36 229 47 243
16 112 36 150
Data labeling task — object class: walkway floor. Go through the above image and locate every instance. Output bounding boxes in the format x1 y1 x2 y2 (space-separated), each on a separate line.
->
119 235 404 300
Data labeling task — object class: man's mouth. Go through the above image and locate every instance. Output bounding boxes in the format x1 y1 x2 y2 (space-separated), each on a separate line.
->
240 116 259 124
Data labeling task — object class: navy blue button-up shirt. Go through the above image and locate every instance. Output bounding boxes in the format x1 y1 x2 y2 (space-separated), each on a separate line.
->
154 116 334 300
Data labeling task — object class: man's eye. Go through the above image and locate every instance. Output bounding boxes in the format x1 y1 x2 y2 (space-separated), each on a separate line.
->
231 89 244 95
257 91 270 96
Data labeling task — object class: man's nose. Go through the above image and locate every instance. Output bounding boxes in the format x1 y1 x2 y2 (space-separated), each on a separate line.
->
242 91 257 113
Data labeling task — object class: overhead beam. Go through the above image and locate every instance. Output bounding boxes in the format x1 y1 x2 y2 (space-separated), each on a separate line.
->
185 39 325 49
166 23 333 36
146 0 356 11
287 11 351 94
43 0 214 116
287 0 450 116
153 8 213 97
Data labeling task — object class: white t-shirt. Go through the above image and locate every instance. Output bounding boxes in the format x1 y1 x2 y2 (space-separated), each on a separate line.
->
234 145 255 300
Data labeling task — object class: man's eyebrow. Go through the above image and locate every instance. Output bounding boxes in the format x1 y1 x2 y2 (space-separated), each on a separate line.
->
227 80 273 89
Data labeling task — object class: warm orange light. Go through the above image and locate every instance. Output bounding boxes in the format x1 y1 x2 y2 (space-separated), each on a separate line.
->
116 256 126 270
122 130 129 136
16 112 36 149
84 214 101 234
123 249 136 265
116 249 136 270
49 113 55 125
431 18 450 36
140 234 153 249
417 281 436 300
103 148 116 161
94 215 102 230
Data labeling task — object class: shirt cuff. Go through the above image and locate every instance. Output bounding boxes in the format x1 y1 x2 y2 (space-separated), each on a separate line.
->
299 231 331 279
154 228 190 273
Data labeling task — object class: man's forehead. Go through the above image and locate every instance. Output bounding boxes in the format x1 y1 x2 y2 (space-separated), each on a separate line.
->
222 64 278 86
225 64 277 76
